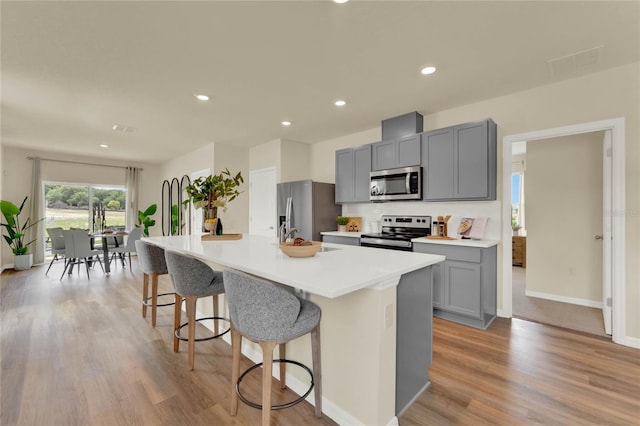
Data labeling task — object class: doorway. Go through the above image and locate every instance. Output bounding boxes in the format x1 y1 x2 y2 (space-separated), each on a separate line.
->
502 118 626 344
249 167 277 237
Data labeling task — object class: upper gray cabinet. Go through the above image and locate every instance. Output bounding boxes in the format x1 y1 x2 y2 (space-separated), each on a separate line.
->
422 119 497 201
371 134 421 171
335 144 372 203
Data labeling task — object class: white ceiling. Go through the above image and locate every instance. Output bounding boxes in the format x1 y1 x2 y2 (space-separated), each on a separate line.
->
2 1 638 164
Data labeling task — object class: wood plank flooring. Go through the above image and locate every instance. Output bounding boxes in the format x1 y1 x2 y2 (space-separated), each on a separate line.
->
2 260 639 425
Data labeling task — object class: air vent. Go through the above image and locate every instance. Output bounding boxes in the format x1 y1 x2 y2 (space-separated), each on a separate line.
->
547 45 602 78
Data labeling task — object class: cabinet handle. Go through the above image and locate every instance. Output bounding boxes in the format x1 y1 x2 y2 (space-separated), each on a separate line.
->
595 235 603 240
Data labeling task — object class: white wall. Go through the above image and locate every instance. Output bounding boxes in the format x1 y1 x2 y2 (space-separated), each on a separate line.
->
525 132 604 303
213 143 249 234
280 139 311 183
249 139 281 181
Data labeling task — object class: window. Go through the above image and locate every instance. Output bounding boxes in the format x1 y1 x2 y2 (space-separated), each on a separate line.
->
44 183 126 232
511 173 524 229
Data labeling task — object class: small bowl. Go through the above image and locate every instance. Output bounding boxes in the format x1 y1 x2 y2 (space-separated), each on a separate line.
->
279 241 321 258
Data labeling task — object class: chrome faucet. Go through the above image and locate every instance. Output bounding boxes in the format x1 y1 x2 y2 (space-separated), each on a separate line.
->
279 223 300 243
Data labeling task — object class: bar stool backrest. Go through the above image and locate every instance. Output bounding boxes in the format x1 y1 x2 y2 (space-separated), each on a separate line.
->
222 268 302 342
164 251 224 297
135 240 167 274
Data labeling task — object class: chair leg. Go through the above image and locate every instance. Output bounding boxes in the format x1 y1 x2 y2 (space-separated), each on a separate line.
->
212 294 219 335
185 295 197 370
151 273 158 327
84 258 91 279
279 343 286 390
45 254 58 275
260 341 277 426
142 273 149 318
311 325 322 418
173 293 182 353
230 324 242 416
95 255 104 273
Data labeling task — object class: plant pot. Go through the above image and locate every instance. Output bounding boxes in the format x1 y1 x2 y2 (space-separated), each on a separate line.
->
338 225 347 232
14 253 33 270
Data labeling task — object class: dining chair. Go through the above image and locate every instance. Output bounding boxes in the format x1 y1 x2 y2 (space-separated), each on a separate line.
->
60 229 104 280
45 227 66 275
109 227 143 269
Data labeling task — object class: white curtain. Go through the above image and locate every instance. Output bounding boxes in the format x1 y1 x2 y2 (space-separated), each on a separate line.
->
30 157 45 264
125 167 141 231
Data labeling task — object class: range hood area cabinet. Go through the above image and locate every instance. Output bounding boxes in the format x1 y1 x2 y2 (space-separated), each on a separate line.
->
422 119 497 201
371 134 422 171
335 144 372 203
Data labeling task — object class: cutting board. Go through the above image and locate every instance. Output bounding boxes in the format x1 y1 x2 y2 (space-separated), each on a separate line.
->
346 217 362 232
201 233 243 241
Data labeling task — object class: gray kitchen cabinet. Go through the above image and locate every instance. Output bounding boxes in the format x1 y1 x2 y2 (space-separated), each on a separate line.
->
371 134 421 171
335 144 371 203
413 243 496 329
322 235 360 246
422 119 496 201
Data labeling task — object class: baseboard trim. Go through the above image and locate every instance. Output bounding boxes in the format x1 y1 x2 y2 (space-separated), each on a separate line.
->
524 290 603 309
617 335 640 349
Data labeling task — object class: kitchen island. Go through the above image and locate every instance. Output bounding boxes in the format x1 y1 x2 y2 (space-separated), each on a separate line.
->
144 234 444 425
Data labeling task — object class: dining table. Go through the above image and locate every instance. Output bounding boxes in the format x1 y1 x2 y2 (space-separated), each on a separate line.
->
91 231 127 274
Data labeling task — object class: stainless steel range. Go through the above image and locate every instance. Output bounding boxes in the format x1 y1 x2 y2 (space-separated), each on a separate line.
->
360 215 431 251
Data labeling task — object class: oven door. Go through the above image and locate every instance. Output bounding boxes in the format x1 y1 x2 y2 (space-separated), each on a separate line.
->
359 237 413 251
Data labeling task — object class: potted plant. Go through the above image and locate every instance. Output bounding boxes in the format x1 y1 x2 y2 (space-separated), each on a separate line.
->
183 169 244 232
336 216 350 232
137 204 157 237
1 196 44 270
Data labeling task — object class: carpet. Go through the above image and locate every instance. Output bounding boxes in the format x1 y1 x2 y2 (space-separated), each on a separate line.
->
512 267 608 337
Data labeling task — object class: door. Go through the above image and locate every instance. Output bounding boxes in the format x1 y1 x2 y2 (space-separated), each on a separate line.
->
602 130 612 335
249 168 277 237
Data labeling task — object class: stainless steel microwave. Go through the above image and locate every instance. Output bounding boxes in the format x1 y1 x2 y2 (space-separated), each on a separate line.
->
370 166 422 201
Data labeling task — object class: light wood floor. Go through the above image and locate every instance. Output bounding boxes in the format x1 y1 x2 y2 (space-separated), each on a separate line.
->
2 260 639 425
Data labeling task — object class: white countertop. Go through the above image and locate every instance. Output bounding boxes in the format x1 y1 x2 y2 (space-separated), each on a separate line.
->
144 234 444 299
320 231 361 238
412 237 500 248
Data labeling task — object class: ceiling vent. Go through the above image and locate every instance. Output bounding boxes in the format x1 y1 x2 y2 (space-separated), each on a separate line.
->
547 45 603 78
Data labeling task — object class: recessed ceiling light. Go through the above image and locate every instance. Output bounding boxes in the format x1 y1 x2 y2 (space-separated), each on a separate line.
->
194 94 210 101
421 66 436 75
112 124 118 130
281 121 292 127
334 0 349 3
334 100 346 107
99 144 109 148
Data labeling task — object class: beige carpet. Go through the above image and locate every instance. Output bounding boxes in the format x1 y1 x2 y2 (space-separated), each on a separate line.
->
512 267 608 337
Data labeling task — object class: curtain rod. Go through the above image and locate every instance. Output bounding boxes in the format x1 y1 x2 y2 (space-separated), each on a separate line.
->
27 156 143 171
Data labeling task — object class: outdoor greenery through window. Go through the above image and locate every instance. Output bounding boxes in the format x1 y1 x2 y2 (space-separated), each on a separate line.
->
44 184 126 231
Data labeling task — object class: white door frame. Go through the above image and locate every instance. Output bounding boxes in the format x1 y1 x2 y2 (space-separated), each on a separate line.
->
502 117 626 344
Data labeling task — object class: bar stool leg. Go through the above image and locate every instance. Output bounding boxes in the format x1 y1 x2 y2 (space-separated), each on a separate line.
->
173 293 182 353
142 273 149 318
279 343 286 390
212 294 219 335
260 341 277 426
185 296 198 371
151 272 159 327
311 325 322 418
230 325 242 416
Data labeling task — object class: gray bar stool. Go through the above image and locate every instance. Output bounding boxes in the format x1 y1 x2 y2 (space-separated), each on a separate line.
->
164 250 229 371
134 240 175 327
222 268 322 426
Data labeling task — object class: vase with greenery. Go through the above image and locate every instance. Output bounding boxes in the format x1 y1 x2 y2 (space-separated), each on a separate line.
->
137 204 157 237
336 216 349 232
183 169 244 222
1 196 44 270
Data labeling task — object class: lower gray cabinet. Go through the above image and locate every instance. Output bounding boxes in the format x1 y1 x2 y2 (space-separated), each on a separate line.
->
322 235 360 246
414 243 496 329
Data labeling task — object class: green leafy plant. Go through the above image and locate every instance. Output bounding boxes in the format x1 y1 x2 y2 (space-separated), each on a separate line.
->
137 204 157 237
1 196 43 255
171 204 179 235
183 169 244 218
336 216 350 226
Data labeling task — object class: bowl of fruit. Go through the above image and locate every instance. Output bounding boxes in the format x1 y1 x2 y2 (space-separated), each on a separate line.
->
279 238 321 258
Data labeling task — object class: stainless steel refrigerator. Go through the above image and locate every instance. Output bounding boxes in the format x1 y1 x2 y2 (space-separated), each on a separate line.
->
277 180 342 241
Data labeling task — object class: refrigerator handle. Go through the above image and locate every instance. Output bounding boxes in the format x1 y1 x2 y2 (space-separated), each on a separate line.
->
285 197 293 231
